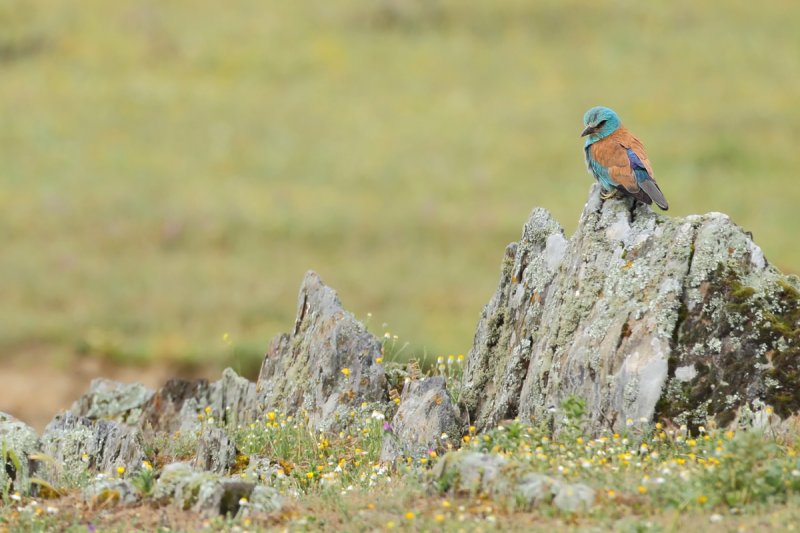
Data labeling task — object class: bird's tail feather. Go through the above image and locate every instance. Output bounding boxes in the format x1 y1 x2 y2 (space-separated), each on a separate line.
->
639 179 669 210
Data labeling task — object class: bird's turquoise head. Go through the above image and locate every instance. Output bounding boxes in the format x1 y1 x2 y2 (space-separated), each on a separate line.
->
581 106 621 144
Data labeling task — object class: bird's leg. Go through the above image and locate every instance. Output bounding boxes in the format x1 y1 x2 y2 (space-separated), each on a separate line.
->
600 189 618 201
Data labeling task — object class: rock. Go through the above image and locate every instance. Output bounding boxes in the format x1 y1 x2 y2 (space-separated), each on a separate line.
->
83 478 141 507
432 451 508 494
552 481 595 513
0 412 39 495
380 377 460 461
461 185 800 432
143 368 257 434
70 379 154 425
246 485 284 514
193 478 254 517
154 462 216 510
515 473 556 506
432 451 594 512
514 472 594 512
154 462 256 517
257 271 387 429
38 413 145 487
142 377 211 434
192 428 237 474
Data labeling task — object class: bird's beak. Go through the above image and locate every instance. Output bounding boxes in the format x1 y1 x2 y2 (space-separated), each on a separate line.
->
580 125 595 137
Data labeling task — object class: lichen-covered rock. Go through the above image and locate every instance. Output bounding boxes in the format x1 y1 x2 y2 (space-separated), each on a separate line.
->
39 413 145 487
461 184 800 432
432 451 508 494
83 478 141 507
154 462 256 516
246 485 284 514
193 478 254 517
154 462 216 510
380 377 460 461
552 481 595 513
257 271 387 429
0 412 39 495
431 451 594 512
70 379 154 425
143 368 257 434
192 428 237 474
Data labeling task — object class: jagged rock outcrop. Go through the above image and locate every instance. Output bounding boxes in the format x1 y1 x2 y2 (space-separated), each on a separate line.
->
380 376 460 461
2 271 392 507
38 413 146 487
461 184 800 433
257 271 387 429
67 272 387 436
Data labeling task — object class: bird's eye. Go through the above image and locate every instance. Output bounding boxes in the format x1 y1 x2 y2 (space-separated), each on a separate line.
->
596 119 607 127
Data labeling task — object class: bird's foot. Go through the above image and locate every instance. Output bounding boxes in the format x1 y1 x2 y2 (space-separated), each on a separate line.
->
600 189 618 201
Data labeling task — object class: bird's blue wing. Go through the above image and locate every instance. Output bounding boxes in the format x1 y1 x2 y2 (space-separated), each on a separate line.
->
626 148 652 184
626 147 668 209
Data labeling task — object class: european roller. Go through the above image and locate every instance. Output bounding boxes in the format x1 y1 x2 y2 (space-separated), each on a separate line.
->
581 106 669 210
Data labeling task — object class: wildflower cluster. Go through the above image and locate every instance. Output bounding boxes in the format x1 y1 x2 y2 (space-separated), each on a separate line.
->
467 417 800 511
231 403 393 493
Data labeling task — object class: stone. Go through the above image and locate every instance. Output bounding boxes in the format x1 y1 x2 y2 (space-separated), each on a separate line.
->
38 413 145 487
83 478 141 507
246 484 284 514
552 481 595 513
154 462 215 510
432 450 594 512
70 379 153 425
193 478 254 517
431 451 508 494
142 377 211 434
461 184 800 433
257 271 387 430
143 368 258 434
153 462 256 517
192 428 237 474
0 412 39 495
380 376 460 461
514 472 594 512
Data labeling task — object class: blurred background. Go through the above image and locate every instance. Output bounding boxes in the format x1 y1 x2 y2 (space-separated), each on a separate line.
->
2 0 799 429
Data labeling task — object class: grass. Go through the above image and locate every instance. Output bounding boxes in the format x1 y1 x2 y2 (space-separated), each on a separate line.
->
2 1 800 374
2 396 800 531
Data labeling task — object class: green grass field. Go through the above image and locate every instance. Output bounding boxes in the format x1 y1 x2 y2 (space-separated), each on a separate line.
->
2 0 799 374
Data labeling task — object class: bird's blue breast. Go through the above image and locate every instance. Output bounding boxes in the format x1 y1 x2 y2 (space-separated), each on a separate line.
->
584 145 615 191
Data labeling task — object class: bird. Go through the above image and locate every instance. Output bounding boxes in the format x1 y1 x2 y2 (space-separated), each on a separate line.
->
581 106 668 210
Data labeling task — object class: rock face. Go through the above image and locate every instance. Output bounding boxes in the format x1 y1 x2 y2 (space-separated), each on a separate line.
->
39 413 146 487
257 271 387 429
380 376 460 461
461 185 800 433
